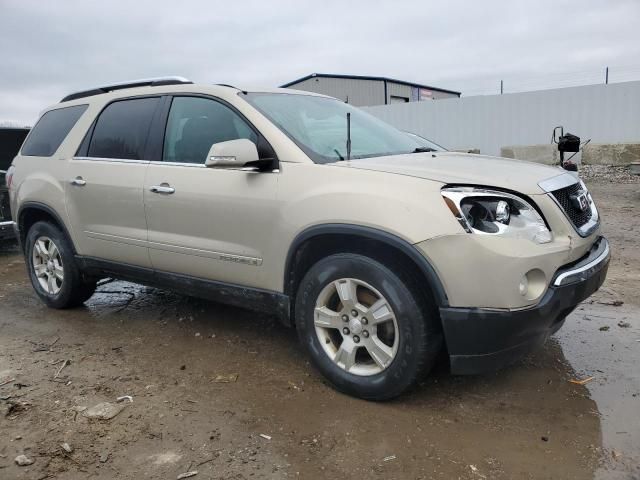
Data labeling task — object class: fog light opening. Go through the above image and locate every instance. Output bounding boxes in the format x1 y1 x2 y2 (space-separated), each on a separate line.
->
523 269 547 301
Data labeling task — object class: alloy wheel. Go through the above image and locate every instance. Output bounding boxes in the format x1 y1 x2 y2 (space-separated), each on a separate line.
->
32 236 64 295
314 278 399 376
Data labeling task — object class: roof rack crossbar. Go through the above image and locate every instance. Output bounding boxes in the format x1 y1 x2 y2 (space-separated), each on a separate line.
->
60 76 193 103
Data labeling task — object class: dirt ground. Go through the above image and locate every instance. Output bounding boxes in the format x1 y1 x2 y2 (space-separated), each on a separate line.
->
0 181 638 480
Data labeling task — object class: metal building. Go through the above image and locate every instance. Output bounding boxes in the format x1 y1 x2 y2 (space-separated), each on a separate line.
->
281 73 461 107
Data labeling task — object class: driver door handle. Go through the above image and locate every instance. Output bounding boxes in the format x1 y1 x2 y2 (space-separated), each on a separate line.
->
150 184 175 194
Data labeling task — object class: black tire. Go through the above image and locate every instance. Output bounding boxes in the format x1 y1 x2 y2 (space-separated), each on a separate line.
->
295 253 442 400
25 221 96 309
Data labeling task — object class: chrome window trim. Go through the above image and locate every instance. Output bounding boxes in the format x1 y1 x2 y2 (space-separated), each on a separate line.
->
147 160 281 173
553 240 610 286
149 160 206 168
73 156 149 164
74 156 281 172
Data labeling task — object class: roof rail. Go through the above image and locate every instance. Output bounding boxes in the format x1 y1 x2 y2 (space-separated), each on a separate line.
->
60 76 193 103
214 83 248 94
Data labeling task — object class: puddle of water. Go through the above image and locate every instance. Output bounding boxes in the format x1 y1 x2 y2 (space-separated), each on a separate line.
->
557 302 640 479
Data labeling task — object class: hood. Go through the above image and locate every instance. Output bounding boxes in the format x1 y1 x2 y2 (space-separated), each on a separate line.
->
329 152 568 195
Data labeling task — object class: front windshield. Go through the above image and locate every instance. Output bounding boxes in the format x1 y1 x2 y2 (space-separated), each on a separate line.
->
244 93 423 163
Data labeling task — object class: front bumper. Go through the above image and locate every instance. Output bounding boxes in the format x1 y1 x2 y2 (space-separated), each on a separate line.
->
441 236 610 375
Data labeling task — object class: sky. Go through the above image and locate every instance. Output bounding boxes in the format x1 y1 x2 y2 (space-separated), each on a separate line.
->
1 0 639 125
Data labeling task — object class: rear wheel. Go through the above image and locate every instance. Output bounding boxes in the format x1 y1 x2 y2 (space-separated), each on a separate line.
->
295 253 442 400
26 221 96 308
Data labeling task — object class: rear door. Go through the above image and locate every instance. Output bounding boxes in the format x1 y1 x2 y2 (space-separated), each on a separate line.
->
143 95 279 288
65 97 161 267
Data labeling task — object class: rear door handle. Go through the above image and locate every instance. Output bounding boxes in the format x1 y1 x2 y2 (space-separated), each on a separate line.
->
150 184 175 194
70 176 86 186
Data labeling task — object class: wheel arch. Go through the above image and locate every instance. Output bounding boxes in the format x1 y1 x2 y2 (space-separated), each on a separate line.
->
284 224 449 316
17 202 76 255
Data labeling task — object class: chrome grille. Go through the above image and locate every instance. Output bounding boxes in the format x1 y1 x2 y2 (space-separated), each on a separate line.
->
550 183 592 228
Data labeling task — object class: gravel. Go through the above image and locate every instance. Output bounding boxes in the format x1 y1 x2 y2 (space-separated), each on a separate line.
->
581 165 640 184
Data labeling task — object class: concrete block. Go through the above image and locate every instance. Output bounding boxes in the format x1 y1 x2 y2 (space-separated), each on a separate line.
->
582 143 640 166
500 145 558 165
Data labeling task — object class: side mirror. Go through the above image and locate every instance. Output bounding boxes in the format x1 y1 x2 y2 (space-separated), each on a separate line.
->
205 139 260 169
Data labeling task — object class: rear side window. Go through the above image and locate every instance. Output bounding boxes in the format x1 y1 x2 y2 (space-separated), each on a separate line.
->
88 97 159 160
21 105 87 157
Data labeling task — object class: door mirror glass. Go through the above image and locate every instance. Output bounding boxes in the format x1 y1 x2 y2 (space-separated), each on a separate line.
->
205 138 260 168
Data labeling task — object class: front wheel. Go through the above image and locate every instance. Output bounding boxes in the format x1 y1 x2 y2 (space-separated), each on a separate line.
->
25 221 96 309
295 253 442 400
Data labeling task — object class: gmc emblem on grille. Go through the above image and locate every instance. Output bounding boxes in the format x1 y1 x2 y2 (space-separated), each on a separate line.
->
570 191 589 212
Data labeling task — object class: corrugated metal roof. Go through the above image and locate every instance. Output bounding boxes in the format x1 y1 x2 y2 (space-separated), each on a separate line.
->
281 73 461 96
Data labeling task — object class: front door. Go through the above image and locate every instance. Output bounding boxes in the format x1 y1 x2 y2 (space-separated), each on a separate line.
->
65 97 161 268
143 95 279 289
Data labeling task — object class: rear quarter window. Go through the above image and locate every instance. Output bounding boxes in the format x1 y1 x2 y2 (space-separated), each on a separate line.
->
21 105 88 157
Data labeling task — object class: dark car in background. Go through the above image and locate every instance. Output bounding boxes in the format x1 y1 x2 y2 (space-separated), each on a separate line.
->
0 127 30 241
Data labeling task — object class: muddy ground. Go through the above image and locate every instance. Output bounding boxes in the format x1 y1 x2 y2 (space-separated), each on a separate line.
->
0 181 638 480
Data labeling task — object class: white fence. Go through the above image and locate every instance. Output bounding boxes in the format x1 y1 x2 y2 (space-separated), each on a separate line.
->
364 81 640 157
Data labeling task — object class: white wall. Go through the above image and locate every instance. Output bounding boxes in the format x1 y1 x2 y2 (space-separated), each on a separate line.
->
364 81 640 157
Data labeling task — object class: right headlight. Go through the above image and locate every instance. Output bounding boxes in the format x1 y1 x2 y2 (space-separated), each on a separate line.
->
441 187 553 244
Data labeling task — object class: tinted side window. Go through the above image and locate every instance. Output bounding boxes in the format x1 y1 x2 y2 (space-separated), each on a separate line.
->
163 97 257 164
21 105 87 157
88 97 159 160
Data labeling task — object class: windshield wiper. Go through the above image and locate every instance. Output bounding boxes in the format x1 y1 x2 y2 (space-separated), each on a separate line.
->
412 146 436 153
333 149 344 161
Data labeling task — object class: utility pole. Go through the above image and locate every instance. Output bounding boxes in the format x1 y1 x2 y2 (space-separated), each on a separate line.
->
500 80 503 94
605 66 609 85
